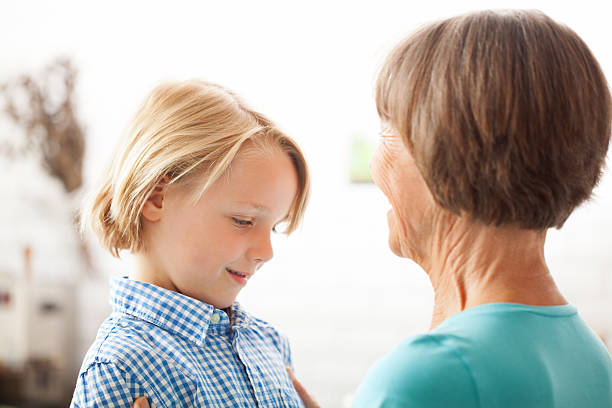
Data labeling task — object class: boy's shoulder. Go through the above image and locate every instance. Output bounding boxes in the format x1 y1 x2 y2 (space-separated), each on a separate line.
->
246 313 280 331
240 311 288 341
239 311 293 361
73 313 200 407
80 313 194 377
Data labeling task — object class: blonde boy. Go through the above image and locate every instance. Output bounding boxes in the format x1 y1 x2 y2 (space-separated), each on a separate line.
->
71 81 309 407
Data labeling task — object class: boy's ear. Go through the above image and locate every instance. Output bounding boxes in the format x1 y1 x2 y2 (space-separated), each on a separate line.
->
141 177 169 222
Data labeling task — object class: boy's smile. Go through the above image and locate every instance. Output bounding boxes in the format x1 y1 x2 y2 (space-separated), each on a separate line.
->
136 146 298 309
226 267 252 286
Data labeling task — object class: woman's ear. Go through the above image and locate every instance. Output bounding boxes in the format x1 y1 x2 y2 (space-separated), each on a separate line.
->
141 177 170 222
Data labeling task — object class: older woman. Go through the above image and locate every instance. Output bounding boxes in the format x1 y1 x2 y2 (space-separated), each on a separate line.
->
351 9 612 408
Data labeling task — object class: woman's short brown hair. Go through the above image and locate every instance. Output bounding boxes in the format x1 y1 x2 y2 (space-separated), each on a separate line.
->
376 9 611 229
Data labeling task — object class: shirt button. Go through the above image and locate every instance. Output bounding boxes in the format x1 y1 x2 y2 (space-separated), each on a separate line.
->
210 313 220 324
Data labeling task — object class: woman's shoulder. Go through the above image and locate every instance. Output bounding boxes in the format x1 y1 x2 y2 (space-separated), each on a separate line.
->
384 333 477 383
352 334 479 408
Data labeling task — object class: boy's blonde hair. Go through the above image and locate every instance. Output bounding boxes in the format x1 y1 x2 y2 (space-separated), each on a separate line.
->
83 80 310 257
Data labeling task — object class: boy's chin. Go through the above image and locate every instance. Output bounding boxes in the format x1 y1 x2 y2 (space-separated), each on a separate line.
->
185 287 239 310
205 294 238 310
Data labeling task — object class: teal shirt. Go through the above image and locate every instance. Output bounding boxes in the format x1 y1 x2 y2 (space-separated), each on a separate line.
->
353 303 612 408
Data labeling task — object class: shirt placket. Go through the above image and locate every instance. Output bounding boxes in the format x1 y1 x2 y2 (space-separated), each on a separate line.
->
206 311 261 407
233 327 287 408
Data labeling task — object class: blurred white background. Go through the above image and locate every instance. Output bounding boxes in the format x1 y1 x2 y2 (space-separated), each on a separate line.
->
1 1 611 407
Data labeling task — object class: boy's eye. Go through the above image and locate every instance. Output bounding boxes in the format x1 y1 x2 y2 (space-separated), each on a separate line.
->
232 217 253 227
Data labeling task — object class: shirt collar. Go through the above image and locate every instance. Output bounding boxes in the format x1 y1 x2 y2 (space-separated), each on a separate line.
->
109 276 249 346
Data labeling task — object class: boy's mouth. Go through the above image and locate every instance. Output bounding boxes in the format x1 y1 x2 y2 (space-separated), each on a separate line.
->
225 268 251 284
225 268 248 278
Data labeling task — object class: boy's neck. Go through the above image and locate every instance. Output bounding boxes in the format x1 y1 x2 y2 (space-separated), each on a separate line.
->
130 252 178 292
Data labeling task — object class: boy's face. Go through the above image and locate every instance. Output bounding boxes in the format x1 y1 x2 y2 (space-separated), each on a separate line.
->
139 148 298 309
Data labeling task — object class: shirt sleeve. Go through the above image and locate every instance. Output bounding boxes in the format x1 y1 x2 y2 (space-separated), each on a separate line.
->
70 362 147 408
352 335 479 408
278 332 294 371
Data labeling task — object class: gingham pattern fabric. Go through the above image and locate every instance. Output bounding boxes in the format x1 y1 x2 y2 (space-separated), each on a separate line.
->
70 276 304 407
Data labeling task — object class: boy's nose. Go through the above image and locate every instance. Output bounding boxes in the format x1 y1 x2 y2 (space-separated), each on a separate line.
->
249 231 274 264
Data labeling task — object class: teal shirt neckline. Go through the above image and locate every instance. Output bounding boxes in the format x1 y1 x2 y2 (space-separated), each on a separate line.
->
352 301 612 408
435 302 578 328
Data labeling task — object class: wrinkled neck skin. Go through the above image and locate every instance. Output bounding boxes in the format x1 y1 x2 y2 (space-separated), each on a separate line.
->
411 213 568 331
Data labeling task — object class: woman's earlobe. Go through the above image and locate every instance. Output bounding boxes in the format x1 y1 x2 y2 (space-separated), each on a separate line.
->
141 185 166 222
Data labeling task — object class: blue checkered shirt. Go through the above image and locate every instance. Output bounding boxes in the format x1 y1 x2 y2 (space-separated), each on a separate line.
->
70 276 305 407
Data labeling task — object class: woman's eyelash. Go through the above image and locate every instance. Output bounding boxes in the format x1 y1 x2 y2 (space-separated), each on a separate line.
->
232 217 253 226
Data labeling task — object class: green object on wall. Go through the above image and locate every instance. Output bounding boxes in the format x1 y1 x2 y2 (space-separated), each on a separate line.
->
349 136 375 183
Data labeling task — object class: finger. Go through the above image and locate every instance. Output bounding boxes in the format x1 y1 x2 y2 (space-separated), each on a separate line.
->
286 367 320 408
132 396 150 408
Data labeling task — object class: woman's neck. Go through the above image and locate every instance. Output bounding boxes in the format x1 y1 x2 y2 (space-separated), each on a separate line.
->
420 219 567 330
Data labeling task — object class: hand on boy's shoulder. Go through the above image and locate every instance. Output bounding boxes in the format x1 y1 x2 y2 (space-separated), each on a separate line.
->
132 396 150 408
286 367 320 408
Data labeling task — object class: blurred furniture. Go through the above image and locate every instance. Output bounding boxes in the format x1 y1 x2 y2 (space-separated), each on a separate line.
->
0 247 76 407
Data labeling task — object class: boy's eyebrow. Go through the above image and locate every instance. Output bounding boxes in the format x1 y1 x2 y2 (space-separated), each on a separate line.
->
233 201 270 212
